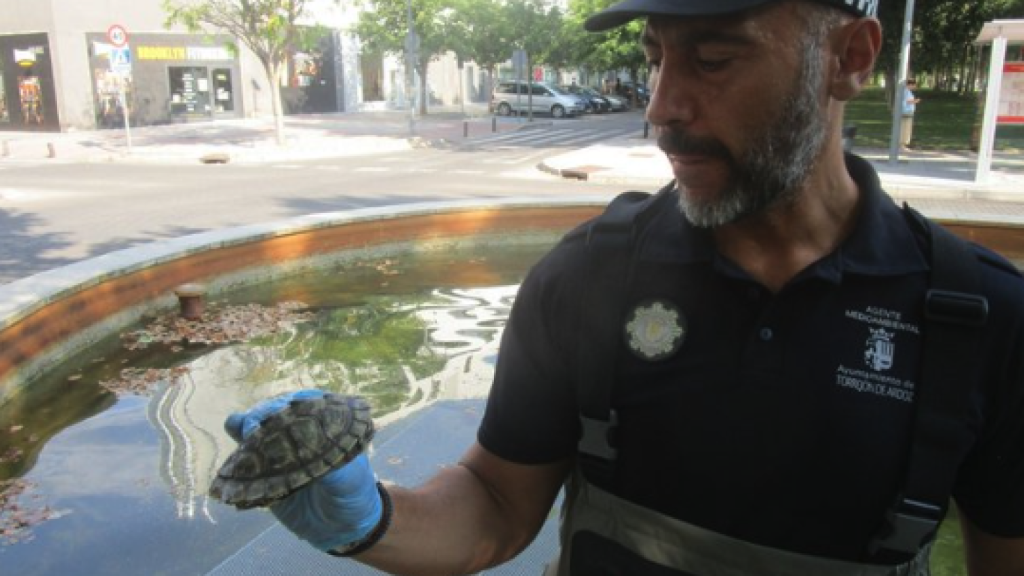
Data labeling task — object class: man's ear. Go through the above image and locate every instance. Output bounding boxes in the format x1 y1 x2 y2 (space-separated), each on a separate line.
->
830 18 882 102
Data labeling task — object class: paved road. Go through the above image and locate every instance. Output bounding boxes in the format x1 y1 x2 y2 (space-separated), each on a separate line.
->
451 115 647 151
0 115 648 284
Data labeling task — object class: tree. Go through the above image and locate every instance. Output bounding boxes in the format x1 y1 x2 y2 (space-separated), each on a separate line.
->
449 0 509 102
533 5 576 75
355 0 455 115
162 0 327 144
498 0 565 118
986 0 1024 18
876 0 1023 96
440 0 507 105
566 0 646 101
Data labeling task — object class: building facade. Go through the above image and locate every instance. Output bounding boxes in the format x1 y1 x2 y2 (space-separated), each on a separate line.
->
0 0 485 133
0 0 267 131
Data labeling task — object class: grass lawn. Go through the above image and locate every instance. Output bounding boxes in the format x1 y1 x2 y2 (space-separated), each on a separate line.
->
844 87 1024 152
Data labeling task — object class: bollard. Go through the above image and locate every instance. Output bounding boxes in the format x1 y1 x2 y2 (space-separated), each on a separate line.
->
464 120 469 138
173 283 208 320
1 140 8 158
47 143 56 158
492 116 497 133
643 122 649 139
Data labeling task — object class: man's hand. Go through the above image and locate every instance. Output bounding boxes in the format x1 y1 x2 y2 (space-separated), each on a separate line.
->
224 390 383 552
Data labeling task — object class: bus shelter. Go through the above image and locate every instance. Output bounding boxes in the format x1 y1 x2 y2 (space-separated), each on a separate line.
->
975 20 1024 184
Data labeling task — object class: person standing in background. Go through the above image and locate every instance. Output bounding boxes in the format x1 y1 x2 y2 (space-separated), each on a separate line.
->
901 78 921 149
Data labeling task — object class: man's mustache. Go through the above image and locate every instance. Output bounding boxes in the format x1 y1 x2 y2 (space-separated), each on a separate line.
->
657 130 732 161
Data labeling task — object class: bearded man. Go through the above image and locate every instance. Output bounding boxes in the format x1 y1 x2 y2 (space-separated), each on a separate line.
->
225 1 1024 574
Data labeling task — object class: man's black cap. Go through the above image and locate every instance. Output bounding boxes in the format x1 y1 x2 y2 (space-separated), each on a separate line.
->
585 0 879 32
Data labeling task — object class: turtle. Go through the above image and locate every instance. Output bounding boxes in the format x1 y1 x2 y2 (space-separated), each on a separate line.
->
210 393 375 510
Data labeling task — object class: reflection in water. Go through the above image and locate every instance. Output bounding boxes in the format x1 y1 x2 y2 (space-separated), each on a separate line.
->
145 286 517 522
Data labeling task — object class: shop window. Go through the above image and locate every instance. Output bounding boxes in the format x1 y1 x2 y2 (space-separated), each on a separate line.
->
169 66 211 117
292 51 324 88
212 68 234 112
0 73 8 122
94 68 131 128
17 71 44 125
360 52 384 102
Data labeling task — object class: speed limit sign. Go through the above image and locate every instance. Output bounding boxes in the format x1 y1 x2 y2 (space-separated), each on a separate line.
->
107 24 129 48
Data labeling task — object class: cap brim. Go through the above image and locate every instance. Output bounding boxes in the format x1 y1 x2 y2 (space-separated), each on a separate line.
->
584 0 772 32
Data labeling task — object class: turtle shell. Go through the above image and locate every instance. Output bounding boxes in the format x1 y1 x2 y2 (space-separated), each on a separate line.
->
210 393 375 509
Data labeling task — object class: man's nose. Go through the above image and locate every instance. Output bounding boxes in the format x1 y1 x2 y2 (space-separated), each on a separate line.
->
646 69 696 128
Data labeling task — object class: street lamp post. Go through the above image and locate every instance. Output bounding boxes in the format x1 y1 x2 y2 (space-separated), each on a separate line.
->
888 0 916 165
405 0 419 135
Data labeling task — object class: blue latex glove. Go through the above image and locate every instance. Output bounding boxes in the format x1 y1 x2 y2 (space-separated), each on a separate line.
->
225 390 383 552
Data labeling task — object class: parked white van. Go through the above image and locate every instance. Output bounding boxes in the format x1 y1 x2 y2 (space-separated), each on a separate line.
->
490 81 585 118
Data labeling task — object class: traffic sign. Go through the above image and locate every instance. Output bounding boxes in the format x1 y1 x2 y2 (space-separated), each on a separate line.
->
110 47 132 74
107 24 129 48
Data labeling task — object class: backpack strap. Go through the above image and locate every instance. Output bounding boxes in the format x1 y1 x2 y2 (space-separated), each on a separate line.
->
869 206 989 559
576 185 675 487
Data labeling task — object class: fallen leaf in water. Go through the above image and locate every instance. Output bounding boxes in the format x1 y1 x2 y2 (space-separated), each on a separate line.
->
0 448 23 464
98 366 191 396
0 479 72 546
120 301 314 350
106 302 315 396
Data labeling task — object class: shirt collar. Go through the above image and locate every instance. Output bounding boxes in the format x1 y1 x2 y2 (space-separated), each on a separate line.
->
638 154 929 281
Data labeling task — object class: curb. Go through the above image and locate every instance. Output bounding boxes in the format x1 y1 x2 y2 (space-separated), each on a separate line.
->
536 159 672 188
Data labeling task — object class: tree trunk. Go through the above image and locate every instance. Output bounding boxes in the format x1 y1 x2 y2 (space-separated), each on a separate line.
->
884 69 896 111
266 60 286 146
459 62 466 116
418 62 429 116
626 68 634 107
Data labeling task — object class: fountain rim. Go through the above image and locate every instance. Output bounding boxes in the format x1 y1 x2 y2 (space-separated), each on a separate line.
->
0 196 611 402
0 196 609 331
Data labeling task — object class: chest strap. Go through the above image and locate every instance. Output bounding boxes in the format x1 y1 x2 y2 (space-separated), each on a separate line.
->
576 186 670 487
869 209 989 560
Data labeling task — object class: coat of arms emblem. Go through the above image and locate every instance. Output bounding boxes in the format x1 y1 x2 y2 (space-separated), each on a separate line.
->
864 327 895 371
624 300 686 361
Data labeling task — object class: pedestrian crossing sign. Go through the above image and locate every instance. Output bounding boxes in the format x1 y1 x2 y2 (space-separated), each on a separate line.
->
110 47 132 74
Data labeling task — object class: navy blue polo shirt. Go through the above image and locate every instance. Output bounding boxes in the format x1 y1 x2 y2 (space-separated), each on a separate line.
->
478 155 1024 562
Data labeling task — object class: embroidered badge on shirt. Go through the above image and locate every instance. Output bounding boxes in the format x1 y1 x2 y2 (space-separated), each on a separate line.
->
624 300 686 361
864 327 895 371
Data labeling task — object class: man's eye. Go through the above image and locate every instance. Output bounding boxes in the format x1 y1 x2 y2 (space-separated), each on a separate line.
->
697 58 728 72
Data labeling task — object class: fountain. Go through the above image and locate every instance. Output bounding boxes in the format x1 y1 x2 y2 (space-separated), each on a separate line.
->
0 197 1020 575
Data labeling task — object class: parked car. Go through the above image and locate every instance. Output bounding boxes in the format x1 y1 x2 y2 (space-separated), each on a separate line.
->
562 85 611 113
603 93 630 112
490 81 585 118
618 81 650 105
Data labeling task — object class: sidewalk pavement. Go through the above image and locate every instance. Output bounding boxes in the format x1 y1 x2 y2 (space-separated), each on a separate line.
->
2 106 1023 223
0 104 524 164
539 138 1024 225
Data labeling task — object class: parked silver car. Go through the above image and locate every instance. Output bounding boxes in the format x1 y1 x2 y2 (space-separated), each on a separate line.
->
490 81 584 118
603 93 630 112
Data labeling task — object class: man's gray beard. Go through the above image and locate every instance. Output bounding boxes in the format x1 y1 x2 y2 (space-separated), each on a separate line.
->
680 45 830 228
